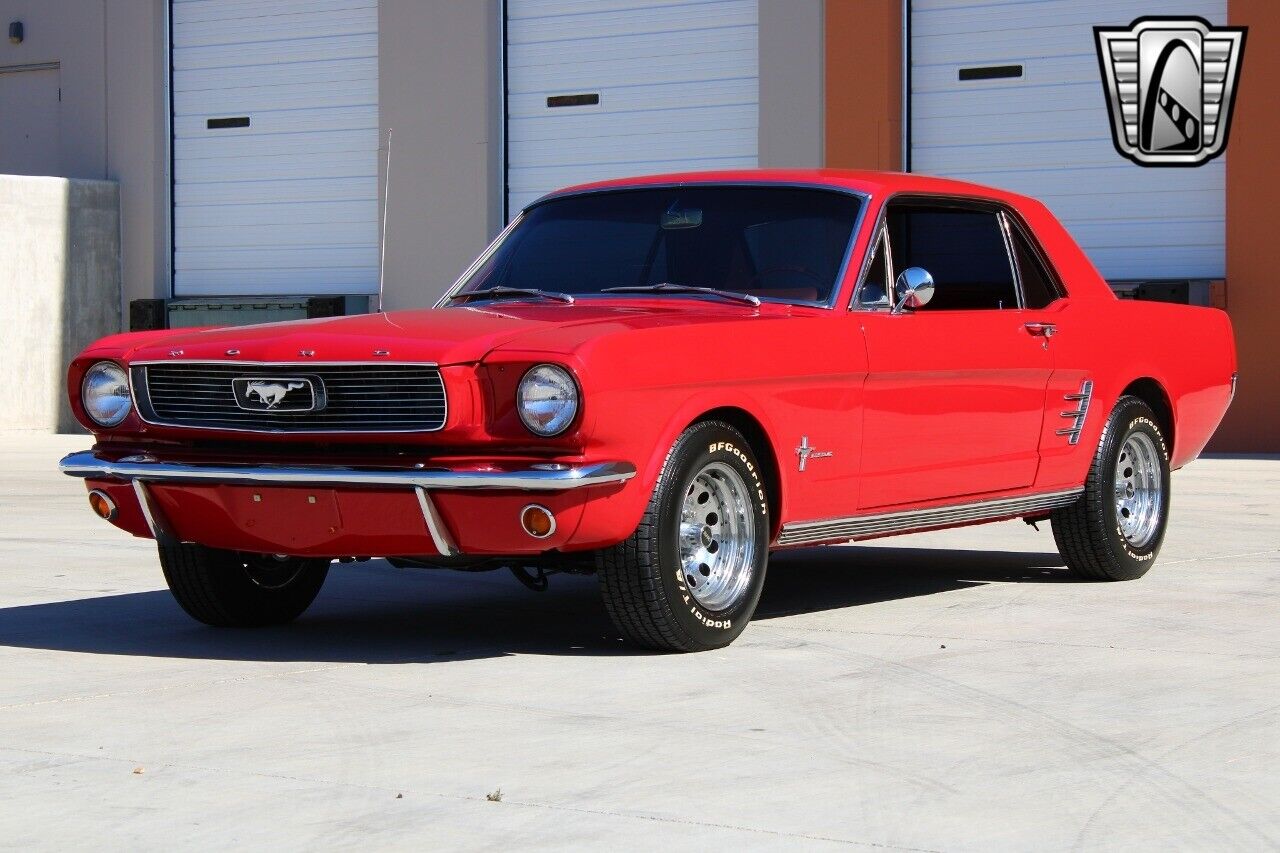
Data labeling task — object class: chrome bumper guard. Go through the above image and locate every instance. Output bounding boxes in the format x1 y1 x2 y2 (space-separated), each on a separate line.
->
59 450 637 556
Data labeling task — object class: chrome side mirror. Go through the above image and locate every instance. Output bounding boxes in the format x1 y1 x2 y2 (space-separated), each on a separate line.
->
893 267 935 313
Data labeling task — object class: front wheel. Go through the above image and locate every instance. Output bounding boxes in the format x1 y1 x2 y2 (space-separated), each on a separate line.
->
158 544 330 626
1051 396 1171 581
597 421 770 652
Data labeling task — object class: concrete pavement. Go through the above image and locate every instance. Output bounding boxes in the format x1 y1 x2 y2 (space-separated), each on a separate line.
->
1 433 1277 851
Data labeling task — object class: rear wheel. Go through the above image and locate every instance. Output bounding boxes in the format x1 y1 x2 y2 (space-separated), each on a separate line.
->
1051 396 1170 581
158 544 330 626
597 421 770 652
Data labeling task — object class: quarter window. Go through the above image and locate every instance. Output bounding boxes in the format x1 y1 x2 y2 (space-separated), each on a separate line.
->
885 205 1018 311
1006 219 1062 309
856 230 891 308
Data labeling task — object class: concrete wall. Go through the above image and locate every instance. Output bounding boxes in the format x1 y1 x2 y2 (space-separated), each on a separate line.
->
1 176 122 432
759 0 825 168
377 0 503 311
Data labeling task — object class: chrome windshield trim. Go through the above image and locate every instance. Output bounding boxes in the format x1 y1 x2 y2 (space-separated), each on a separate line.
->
59 451 636 491
437 181 873 311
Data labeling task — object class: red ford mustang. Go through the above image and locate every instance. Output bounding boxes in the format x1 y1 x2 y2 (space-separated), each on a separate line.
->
61 170 1236 652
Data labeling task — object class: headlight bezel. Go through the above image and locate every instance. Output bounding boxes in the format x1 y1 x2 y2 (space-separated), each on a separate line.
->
516 363 580 437
81 361 133 428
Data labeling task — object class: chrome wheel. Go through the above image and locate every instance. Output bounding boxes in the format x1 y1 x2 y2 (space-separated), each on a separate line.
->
678 461 757 611
1114 431 1163 548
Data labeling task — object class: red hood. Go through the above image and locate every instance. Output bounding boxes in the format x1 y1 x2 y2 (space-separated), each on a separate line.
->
118 301 781 365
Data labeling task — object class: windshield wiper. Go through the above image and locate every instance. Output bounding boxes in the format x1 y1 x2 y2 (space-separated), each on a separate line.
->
450 286 575 304
600 283 761 306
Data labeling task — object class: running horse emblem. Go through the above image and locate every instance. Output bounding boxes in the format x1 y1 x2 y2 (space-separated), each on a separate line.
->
245 381 306 409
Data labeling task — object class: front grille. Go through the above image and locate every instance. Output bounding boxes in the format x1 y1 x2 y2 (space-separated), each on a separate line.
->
135 363 447 433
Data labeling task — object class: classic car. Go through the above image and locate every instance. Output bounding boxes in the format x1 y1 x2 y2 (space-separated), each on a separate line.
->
60 170 1237 652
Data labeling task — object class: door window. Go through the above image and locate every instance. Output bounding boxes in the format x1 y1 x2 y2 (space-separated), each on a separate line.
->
885 204 1018 310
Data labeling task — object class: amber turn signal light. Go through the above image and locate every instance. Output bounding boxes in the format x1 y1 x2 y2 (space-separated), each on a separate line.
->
520 504 556 539
88 489 117 521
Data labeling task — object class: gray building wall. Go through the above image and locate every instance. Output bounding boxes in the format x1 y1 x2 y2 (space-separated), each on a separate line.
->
378 0 504 312
759 0 824 168
0 0 169 320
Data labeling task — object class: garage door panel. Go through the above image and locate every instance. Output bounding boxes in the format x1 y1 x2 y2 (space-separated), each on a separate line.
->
508 156 756 211
173 6 375 49
507 1 755 43
179 200 378 230
173 0 375 25
509 104 757 143
175 268 377 297
175 129 377 161
175 151 376 184
178 221 378 250
507 22 755 67
506 0 758 216
507 46 756 93
174 57 378 93
173 105 377 139
912 58 1099 92
177 246 377 273
173 0 378 296
1084 247 1224 280
936 163 1224 194
509 128 756 169
174 34 376 71
911 0 1226 280
914 0 1170 35
176 177 377 208
507 79 755 120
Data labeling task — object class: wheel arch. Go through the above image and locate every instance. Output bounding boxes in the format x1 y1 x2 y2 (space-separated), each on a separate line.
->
687 406 784 539
1120 377 1174 452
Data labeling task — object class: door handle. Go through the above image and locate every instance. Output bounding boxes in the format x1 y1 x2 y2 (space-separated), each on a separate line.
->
1025 322 1057 338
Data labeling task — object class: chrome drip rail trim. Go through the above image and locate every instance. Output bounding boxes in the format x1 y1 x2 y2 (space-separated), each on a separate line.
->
59 451 636 491
776 488 1084 547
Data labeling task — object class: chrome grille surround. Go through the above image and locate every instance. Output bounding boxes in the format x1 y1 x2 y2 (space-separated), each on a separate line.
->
132 362 447 433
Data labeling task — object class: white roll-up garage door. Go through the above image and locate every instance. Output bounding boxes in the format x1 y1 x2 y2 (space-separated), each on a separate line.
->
505 0 759 216
910 0 1226 281
171 0 379 296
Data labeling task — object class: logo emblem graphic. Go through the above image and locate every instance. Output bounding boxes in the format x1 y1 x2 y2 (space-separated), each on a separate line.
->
232 377 323 412
795 436 833 472
1094 17 1246 166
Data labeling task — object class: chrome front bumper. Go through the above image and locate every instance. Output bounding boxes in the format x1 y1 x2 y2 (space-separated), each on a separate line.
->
58 450 637 556
58 451 636 490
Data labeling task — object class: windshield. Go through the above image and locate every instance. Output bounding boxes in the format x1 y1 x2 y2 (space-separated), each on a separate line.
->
453 186 865 306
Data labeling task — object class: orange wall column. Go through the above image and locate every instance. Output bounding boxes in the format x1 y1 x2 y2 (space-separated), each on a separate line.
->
1216 0 1280 451
825 0 903 170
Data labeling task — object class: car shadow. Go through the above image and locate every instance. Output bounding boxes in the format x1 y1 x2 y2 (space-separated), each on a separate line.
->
0 546 1070 664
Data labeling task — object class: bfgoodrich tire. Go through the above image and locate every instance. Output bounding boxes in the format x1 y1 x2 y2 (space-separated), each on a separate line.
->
158 544 330 627
1051 396 1171 581
597 421 770 652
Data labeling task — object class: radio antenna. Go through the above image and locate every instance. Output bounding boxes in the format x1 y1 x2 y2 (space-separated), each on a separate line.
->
377 127 392 312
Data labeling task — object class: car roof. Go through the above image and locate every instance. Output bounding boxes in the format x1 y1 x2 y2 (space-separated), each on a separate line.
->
538 168 1037 208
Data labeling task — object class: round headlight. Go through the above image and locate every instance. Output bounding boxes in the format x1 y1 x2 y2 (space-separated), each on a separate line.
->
81 361 132 427
517 364 579 436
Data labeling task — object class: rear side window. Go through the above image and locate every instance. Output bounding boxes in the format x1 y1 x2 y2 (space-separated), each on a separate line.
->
886 205 1017 310
1007 220 1062 309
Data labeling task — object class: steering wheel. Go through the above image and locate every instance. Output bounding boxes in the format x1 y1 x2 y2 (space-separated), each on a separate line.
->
745 266 826 290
